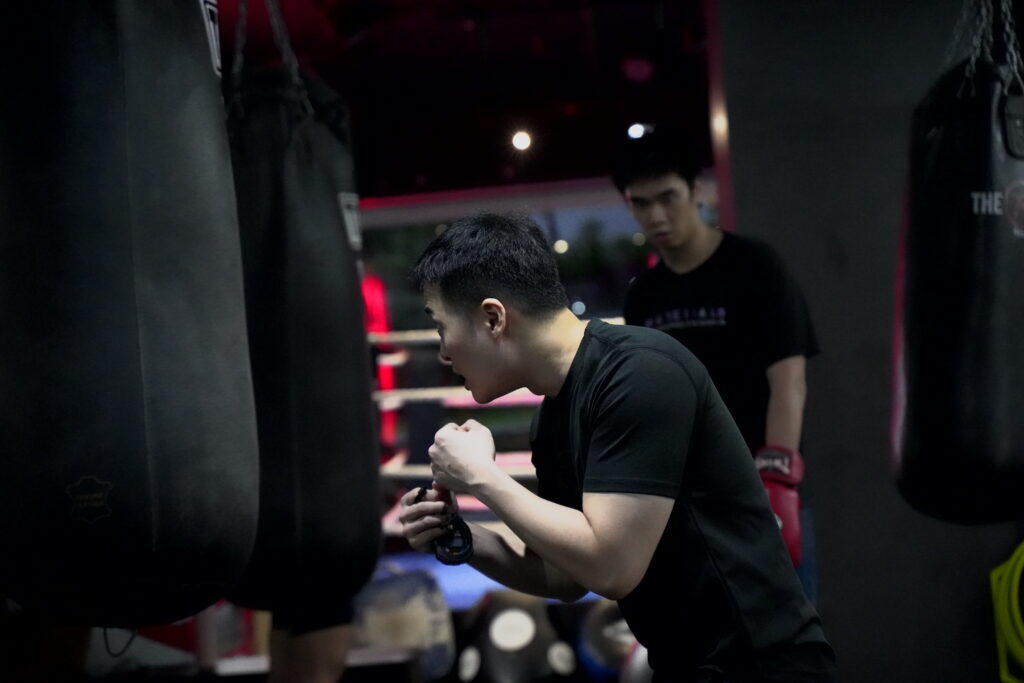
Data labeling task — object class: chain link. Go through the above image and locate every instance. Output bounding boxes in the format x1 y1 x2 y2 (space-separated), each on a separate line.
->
949 0 984 66
955 0 1024 95
1000 0 1024 91
965 0 995 83
981 0 995 61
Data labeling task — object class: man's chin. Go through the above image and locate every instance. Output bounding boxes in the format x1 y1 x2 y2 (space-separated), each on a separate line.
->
470 387 521 405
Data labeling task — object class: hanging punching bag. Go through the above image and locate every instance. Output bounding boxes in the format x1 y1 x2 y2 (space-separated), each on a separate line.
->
893 3 1024 523
0 1 260 625
223 0 381 633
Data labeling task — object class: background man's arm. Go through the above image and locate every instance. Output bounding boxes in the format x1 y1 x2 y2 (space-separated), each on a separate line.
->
760 354 808 564
764 355 807 449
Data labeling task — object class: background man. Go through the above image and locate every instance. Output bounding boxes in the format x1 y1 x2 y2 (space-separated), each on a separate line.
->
614 130 819 596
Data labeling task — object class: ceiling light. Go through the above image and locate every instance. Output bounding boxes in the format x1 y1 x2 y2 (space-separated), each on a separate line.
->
512 131 532 151
627 123 648 139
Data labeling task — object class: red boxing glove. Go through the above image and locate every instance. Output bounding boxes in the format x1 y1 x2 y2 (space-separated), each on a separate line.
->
754 445 804 566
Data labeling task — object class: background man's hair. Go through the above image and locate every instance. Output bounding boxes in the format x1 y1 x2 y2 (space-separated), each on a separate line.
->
610 126 704 193
409 212 568 317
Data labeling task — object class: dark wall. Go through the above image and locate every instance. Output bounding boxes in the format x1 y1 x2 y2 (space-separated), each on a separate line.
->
716 2 1021 681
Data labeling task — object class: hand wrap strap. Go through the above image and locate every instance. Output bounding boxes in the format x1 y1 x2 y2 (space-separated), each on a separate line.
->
415 487 474 565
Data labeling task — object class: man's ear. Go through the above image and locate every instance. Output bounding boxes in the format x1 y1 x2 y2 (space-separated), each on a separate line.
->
691 178 712 206
480 298 507 336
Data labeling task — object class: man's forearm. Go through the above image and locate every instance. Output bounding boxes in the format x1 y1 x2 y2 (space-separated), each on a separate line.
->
467 522 587 602
764 356 807 449
764 387 804 449
472 474 626 598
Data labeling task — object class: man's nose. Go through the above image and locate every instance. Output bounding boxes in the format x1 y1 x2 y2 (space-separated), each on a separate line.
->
437 347 453 366
647 201 669 223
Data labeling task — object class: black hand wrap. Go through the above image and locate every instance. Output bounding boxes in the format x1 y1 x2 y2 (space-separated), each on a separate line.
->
415 487 474 565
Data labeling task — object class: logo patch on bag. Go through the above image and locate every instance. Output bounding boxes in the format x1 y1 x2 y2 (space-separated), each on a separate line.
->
66 476 114 524
970 181 1024 237
337 192 363 252
1003 181 1024 237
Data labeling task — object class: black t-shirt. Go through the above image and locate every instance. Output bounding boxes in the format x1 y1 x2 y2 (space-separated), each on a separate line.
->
531 320 834 682
623 232 818 453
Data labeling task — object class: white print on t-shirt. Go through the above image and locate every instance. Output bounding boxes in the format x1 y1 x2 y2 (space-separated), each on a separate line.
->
644 306 728 331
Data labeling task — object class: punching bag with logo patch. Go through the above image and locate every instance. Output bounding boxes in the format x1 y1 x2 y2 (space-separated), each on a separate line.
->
0 1 260 625
893 4 1024 523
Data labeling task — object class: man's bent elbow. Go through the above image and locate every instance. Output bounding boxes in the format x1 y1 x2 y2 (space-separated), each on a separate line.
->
593 572 642 601
550 575 590 602
554 585 590 603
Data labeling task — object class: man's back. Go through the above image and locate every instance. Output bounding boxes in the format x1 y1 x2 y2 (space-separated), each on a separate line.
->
531 321 834 681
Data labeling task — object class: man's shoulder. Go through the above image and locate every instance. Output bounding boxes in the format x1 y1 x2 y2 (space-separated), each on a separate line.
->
721 231 784 265
588 321 708 380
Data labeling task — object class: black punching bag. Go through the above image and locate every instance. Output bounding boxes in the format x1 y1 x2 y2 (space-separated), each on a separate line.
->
893 53 1024 523
0 1 260 625
224 0 381 631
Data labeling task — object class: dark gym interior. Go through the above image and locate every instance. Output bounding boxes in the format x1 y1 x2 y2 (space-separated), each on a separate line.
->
2 1 1024 682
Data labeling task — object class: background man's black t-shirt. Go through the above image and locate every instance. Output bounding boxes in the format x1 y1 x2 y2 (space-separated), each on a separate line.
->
623 232 819 453
530 320 834 682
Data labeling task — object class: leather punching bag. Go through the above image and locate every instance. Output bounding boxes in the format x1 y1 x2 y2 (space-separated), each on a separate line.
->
894 55 1024 523
223 0 381 631
0 1 260 625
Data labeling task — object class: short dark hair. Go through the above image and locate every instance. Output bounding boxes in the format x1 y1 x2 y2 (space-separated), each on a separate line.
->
610 127 703 193
409 212 568 318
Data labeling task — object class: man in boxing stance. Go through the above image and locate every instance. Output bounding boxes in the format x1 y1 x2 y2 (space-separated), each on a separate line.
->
613 129 819 596
399 213 835 682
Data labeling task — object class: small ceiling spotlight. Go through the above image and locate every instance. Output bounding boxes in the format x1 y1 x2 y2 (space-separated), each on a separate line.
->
512 131 532 151
628 123 654 139
553 239 569 254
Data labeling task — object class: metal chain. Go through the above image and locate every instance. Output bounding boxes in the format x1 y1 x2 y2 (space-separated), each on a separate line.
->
231 0 248 93
981 0 996 60
965 0 995 83
229 0 314 116
947 0 983 66
1000 0 1024 91
263 0 306 93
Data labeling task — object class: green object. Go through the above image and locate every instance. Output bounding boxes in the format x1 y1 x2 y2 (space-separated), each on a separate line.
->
992 539 1024 683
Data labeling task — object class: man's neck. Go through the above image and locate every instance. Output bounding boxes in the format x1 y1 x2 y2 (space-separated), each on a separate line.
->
519 309 589 398
660 223 724 274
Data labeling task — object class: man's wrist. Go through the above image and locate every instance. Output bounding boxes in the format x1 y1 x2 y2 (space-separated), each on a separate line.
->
471 463 516 508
